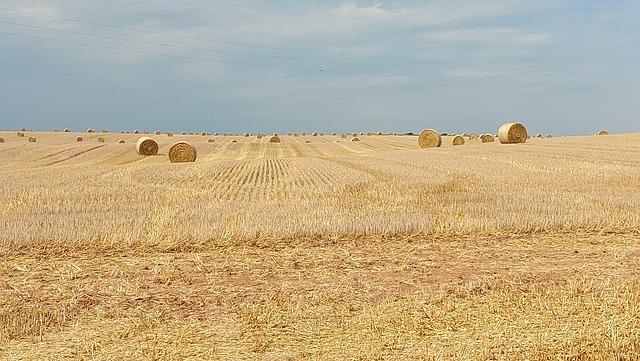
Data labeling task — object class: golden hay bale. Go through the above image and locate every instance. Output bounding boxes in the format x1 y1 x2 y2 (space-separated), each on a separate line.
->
230 139 238 143
214 132 219 136
134 130 140 134
76 136 83 142
418 129 442 148
118 139 125 144
154 130 161 135
293 133 299 137
313 132 318 136
17 132 25 137
341 134 347 139
547 134 553 138
28 137 36 143
272 133 278 136
392 132 397 136
53 128 60 132
244 133 250 137
332 132 337 135
269 135 281 143
352 132 358 137
0 137 4 143
462 132 469 137
98 137 105 143
350 137 360 142
257 134 264 140
101 129 108 133
167 132 174 137
181 131 186 135
136 137 158 156
301 132 306 136
452 135 465 146
87 128 95 133
480 134 495 143
536 133 543 138
596 130 609 136
144 130 149 134
208 138 215 143
468 133 479 140
376 131 383 135
223 133 229 136
498 122 528 144
20 127 26 131
168 142 197 163
359 132 364 135
201 131 207 136
63 128 70 132
366 132 372 136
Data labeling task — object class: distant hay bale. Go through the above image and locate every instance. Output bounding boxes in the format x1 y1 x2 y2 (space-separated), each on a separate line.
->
452 135 465 146
301 132 306 136
536 133 543 139
214 133 219 136
332 132 337 135
181 131 186 135
17 132 25 137
167 132 174 137
269 135 281 143
468 133 479 140
53 128 60 132
547 134 553 138
367 132 372 136
244 133 250 137
117 139 125 144
418 129 442 149
392 132 397 136
0 137 4 143
208 138 215 143
63 128 70 132
101 129 108 133
596 130 609 136
28 137 36 143
136 137 158 156
352 132 358 137
87 128 95 133
76 136 83 142
313 132 318 136
480 134 495 143
341 134 347 139
359 132 364 135
230 140 238 143
168 142 197 163
498 122 528 144
20 127 26 132
201 131 207 136
154 130 161 135
257 134 264 140
350 137 360 142
462 133 469 137
223 133 229 136
144 130 149 134
376 131 383 135
134 130 140 134
97 137 105 143
293 133 299 137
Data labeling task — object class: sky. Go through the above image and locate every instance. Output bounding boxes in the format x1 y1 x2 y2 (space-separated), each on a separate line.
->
0 0 639 135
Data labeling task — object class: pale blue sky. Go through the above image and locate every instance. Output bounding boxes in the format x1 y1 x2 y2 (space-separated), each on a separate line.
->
1 0 638 135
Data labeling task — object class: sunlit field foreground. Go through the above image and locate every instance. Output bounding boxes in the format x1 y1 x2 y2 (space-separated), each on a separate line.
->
1 131 639 359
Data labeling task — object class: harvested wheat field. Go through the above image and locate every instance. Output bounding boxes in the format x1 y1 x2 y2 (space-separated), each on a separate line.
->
1 130 640 360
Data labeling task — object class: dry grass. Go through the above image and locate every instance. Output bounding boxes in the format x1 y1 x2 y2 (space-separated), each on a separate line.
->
1 131 640 359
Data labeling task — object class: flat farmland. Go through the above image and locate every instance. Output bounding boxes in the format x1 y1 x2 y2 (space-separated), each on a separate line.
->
1 131 639 359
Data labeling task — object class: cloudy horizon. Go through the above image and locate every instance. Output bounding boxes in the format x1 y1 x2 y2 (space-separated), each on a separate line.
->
1 0 639 135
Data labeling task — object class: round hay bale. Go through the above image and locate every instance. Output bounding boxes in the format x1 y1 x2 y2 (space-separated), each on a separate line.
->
352 132 358 137
596 130 609 136
376 131 383 135
167 132 174 137
168 142 197 163
97 137 105 143
223 133 229 136
154 130 161 135
332 132 337 136
53 128 60 132
468 133 479 140
536 133 543 139
547 134 553 138
214 132 219 136
341 134 347 139
312 132 318 136
244 133 250 137
350 137 360 142
257 134 264 140
87 128 95 133
367 132 372 136
230 139 238 143
20 127 26 132
207 138 215 143
452 135 465 146
63 128 70 132
17 132 25 137
143 130 149 135
101 129 108 133
201 131 207 136
480 134 495 143
392 132 397 136
181 131 186 135
76 136 83 142
498 122 528 144
134 130 140 134
28 137 36 143
359 132 364 136
268 135 281 143
136 137 158 156
462 133 469 137
117 139 125 144
418 129 442 149
293 133 299 137
0 137 4 143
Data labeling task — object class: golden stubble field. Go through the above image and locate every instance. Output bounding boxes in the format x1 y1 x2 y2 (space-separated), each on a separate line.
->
1 130 639 360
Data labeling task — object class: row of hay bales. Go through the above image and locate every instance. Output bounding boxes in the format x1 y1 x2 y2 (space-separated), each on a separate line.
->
418 123 530 148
